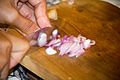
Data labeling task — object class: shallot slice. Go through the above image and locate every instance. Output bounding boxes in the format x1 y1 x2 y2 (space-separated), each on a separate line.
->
68 43 81 56
73 48 85 58
59 42 73 56
45 47 57 55
65 40 78 54
83 39 91 49
46 39 61 47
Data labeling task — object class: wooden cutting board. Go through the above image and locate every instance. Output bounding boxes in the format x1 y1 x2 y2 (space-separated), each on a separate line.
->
21 0 120 80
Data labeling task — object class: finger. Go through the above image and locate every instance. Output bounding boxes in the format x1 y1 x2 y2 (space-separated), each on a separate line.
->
28 0 52 28
16 1 36 23
19 0 27 2
14 14 40 35
7 8 40 37
14 1 39 39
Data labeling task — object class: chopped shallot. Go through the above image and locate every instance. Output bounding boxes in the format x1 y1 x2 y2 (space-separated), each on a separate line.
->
44 34 95 58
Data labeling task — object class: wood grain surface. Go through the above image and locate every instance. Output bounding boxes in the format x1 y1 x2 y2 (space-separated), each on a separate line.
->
21 0 120 80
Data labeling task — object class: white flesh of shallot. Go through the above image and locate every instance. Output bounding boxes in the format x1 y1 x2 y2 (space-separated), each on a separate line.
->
45 47 57 55
37 31 95 58
37 33 47 47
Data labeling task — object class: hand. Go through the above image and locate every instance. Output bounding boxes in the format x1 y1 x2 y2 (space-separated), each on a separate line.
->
0 31 30 79
0 0 52 41
0 0 54 79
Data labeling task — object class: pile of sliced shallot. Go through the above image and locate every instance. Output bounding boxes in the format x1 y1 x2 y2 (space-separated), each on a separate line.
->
38 29 95 58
